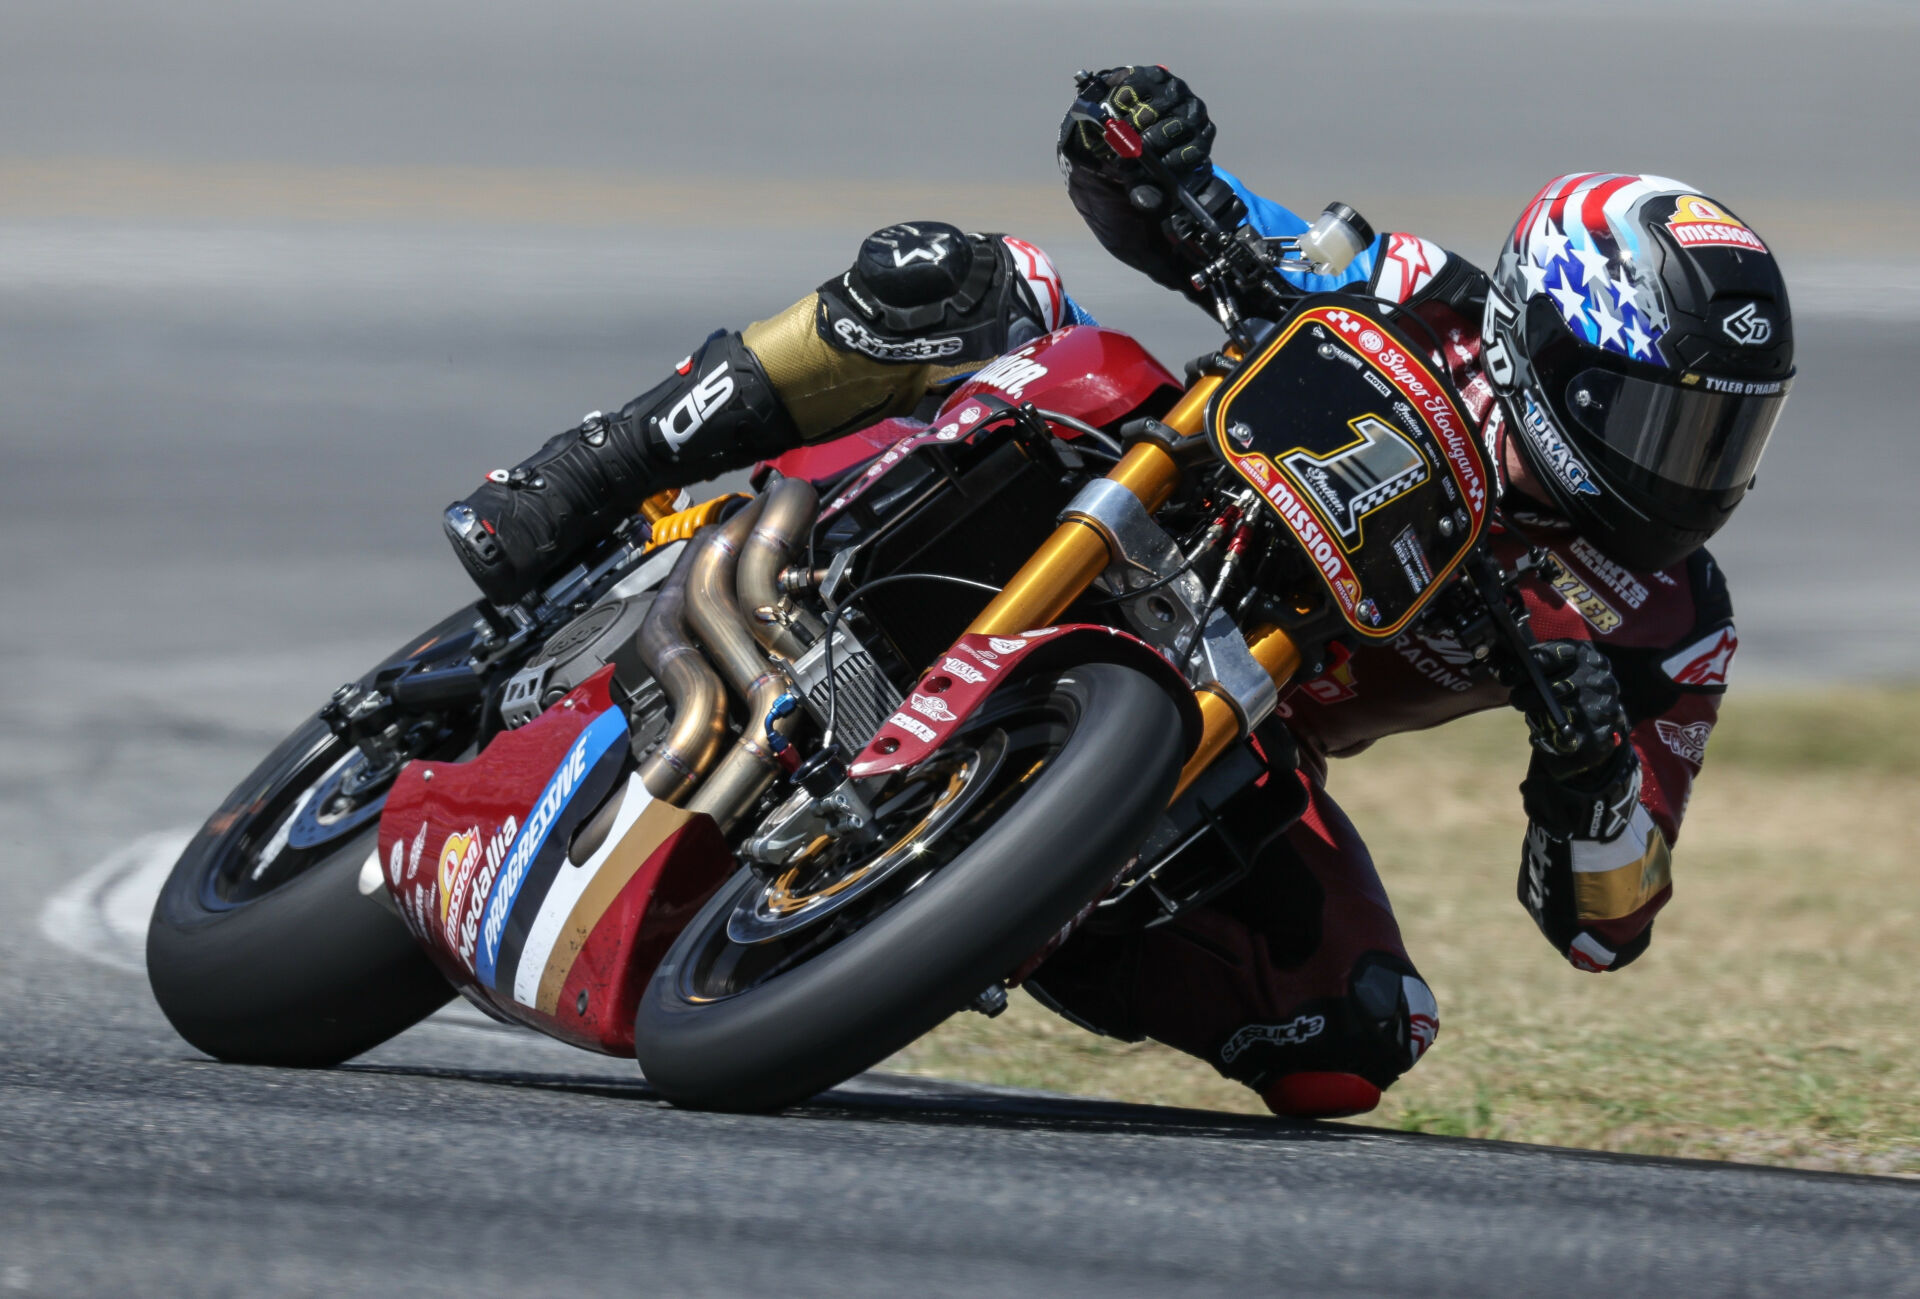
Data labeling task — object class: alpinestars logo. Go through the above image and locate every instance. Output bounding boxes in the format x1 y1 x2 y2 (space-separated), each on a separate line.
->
1663 626 1738 687
1519 393 1601 497
1219 1013 1326 1064
832 315 963 362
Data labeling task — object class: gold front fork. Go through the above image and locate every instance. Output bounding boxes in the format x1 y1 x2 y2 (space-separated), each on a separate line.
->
964 370 1303 802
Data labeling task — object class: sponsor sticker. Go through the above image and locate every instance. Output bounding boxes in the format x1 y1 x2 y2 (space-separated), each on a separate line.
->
1663 625 1737 686
1655 719 1713 765
472 708 628 988
435 828 481 926
1520 394 1602 497
907 692 958 724
967 347 1049 399
832 315 963 362
941 656 986 685
988 637 1027 654
1665 195 1768 254
1391 525 1435 596
1569 537 1648 609
887 711 937 743
1219 1012 1326 1064
1541 554 1624 634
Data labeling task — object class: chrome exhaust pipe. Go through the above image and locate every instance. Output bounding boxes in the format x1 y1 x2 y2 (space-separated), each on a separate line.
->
683 495 790 831
633 539 729 804
738 474 826 660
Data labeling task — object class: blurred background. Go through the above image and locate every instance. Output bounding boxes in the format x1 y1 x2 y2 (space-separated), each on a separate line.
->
6 0 1918 736
3 0 1918 1213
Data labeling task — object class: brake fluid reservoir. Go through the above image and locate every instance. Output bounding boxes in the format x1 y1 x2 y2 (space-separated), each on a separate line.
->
1298 202 1375 274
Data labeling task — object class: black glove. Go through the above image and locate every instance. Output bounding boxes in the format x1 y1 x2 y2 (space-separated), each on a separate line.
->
1061 66 1243 227
1505 640 1639 841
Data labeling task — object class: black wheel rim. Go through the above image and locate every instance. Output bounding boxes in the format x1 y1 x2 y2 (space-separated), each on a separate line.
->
677 682 1081 1005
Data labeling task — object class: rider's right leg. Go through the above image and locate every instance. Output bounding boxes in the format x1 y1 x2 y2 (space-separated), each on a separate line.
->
443 222 1065 604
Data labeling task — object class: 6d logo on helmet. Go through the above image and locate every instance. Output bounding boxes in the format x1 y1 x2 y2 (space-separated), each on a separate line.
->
1280 415 1431 548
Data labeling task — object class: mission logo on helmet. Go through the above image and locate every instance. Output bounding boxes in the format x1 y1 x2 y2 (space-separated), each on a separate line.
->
1664 195 1769 253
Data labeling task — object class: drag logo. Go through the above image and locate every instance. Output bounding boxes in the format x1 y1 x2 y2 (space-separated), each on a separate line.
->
1520 394 1602 497
435 829 481 926
940 656 986 686
1280 414 1431 548
1665 195 1768 254
1663 625 1738 687
1656 719 1713 766
1220 1013 1326 1064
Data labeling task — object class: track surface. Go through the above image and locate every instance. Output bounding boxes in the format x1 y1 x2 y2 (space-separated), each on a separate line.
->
5 2 1920 1294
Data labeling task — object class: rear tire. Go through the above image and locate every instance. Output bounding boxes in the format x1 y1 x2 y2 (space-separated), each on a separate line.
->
146 716 454 1067
634 662 1185 1112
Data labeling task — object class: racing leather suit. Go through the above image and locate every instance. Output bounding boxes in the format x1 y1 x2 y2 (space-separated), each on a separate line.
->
1023 161 1735 1115
444 223 1086 603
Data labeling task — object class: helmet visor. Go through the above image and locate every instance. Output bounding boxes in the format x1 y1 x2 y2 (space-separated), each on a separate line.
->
1559 368 1790 494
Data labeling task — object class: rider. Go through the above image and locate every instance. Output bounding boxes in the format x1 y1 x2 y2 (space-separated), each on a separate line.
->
441 65 1794 1120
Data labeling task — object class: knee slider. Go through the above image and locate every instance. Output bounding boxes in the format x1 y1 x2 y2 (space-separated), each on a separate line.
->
1215 952 1439 1093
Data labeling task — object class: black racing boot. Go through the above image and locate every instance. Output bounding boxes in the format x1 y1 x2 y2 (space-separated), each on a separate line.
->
444 330 798 604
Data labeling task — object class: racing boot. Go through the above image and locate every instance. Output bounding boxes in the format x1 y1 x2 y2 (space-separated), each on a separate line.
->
444 330 797 604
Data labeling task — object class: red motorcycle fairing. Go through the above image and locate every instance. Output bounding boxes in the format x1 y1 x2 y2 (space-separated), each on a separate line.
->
942 326 1180 429
754 326 1180 491
847 625 1203 781
378 665 732 1054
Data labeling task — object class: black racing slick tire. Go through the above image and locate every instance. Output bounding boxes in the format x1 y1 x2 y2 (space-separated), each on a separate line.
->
634 663 1185 1113
146 714 455 1067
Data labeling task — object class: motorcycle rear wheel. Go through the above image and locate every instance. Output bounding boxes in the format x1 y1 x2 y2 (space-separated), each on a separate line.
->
633 662 1185 1113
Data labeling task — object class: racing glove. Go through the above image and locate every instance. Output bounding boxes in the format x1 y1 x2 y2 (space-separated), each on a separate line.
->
1504 640 1666 972
1059 65 1244 228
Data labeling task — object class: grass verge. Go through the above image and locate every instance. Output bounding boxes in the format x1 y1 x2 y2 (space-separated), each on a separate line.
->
886 686 1920 1175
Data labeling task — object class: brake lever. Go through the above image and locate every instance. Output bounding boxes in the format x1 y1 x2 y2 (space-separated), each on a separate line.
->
1464 549 1574 739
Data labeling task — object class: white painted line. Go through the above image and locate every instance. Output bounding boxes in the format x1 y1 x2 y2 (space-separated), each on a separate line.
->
39 829 518 1035
38 829 192 975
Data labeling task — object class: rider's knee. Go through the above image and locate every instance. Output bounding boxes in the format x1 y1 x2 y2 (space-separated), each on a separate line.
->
742 222 1071 441
1223 953 1440 1119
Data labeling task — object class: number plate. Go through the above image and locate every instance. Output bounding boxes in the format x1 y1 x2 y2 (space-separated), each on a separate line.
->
1208 300 1491 638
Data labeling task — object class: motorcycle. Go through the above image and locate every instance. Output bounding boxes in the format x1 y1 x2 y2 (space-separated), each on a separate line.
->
146 88 1572 1112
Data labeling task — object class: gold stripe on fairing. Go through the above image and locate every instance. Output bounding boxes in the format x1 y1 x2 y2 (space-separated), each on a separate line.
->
532 799 696 1017
741 294 974 443
1572 826 1674 923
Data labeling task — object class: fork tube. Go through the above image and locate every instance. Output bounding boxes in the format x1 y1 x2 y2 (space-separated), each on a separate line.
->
1171 623 1302 801
964 372 1227 638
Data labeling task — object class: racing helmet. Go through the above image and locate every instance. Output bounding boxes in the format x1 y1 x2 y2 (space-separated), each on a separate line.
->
1483 173 1794 570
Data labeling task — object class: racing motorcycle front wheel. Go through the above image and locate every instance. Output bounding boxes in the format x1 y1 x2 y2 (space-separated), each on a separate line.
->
634 662 1186 1113
145 608 485 1066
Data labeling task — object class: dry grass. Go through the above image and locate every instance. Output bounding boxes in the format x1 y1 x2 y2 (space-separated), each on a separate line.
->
887 687 1920 1175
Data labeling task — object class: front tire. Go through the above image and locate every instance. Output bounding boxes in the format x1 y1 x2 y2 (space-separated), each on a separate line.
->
146 715 455 1067
634 663 1185 1112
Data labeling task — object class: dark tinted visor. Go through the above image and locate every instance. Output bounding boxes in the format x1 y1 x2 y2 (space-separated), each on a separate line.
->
1560 368 1790 492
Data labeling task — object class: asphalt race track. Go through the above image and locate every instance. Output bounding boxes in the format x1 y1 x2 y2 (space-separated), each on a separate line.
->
6 2 1920 1294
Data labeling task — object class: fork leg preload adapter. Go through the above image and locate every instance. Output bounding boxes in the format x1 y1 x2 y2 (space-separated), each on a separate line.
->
963 369 1302 800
